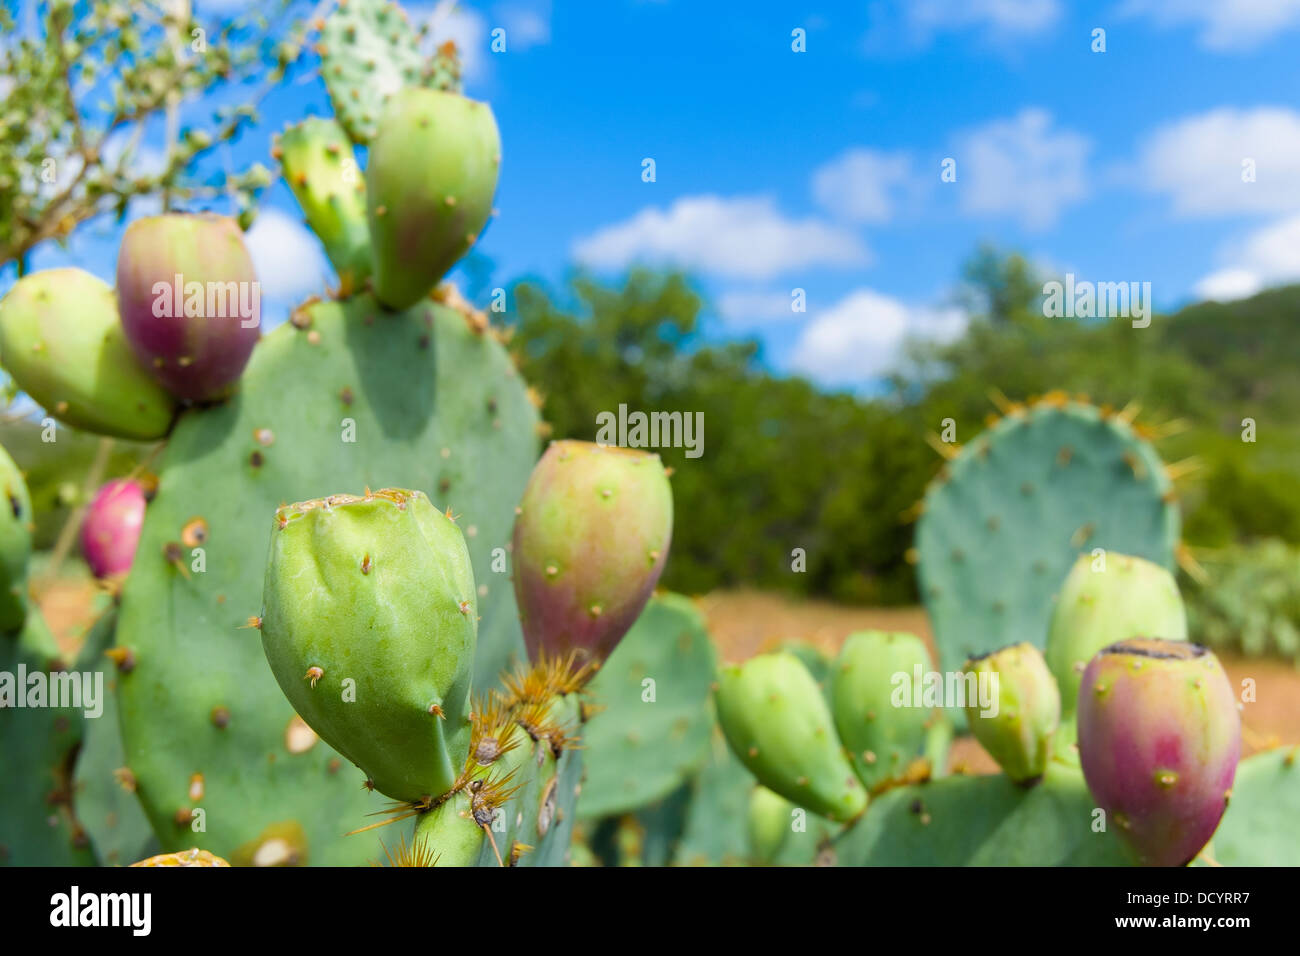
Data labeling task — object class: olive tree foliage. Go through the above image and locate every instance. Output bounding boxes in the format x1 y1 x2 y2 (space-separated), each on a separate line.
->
0 0 321 273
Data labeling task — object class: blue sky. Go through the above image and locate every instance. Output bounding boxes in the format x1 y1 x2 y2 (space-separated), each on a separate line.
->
10 0 1300 390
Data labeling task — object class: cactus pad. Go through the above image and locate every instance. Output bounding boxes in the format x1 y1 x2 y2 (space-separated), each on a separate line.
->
113 291 537 864
916 398 1179 684
578 593 715 818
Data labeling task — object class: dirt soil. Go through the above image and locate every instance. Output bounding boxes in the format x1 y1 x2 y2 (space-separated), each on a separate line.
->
699 589 1300 771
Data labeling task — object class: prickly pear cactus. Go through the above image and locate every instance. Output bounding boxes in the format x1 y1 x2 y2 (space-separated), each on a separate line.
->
318 0 430 145
0 441 33 631
829 762 1138 866
715 651 867 823
0 608 96 866
1210 747 1300 866
70 610 157 866
578 593 715 818
112 292 538 864
831 631 932 791
272 118 372 289
916 397 1179 686
0 268 176 440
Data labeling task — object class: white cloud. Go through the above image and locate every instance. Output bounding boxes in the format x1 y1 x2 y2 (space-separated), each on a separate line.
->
572 195 871 280
1138 107 1300 217
811 148 918 224
716 288 805 326
244 207 332 302
494 1 551 50
954 108 1089 230
1193 214 1300 301
1118 0 1300 51
790 289 966 387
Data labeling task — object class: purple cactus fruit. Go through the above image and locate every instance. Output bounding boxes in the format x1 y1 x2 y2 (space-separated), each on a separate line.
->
81 480 147 579
115 213 261 402
511 440 673 665
1077 638 1240 866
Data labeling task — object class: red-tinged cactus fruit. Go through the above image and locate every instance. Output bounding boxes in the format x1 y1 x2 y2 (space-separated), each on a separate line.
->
131 847 230 867
115 213 261 402
80 479 147 580
512 440 673 666
1077 638 1241 866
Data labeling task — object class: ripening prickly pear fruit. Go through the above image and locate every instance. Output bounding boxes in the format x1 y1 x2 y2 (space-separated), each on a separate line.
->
80 479 146 580
512 440 672 665
0 442 32 632
748 785 795 864
115 213 261 402
260 489 477 803
131 848 230 867
716 652 867 822
831 630 932 790
274 118 372 288
1046 551 1186 716
0 269 176 439
962 642 1060 784
1078 639 1240 867
365 88 501 309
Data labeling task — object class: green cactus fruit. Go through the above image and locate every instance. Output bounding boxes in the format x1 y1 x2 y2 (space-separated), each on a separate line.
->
1046 551 1187 716
715 651 867 823
512 440 673 666
318 0 427 145
0 268 176 440
748 785 795 864
830 631 932 791
260 488 477 803
962 642 1060 784
366 88 501 309
916 398 1179 716
0 442 32 631
116 213 261 402
273 118 372 289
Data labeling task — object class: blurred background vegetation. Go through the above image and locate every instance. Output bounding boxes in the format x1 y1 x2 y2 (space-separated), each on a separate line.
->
5 246 1299 662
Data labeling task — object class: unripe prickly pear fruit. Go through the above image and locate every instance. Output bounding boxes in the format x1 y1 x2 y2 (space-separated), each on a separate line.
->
748 785 795 864
512 440 672 665
80 479 146 580
274 118 371 288
0 268 176 439
716 652 867 822
366 88 501 309
0 442 32 631
831 630 932 790
962 642 1060 784
1047 552 1186 715
260 489 477 803
115 213 261 402
1077 639 1240 867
